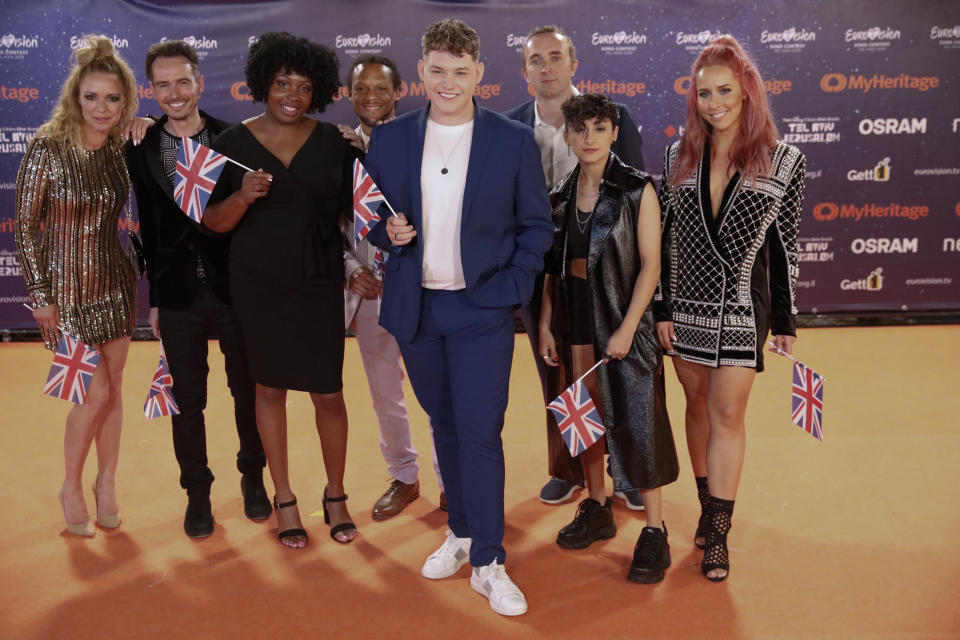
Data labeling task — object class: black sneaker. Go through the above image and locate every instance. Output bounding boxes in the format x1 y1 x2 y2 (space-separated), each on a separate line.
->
627 523 671 584
556 497 616 549
184 492 214 539
241 471 272 521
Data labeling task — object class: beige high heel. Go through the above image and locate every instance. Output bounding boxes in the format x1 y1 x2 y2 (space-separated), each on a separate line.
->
58 490 94 537
92 476 121 529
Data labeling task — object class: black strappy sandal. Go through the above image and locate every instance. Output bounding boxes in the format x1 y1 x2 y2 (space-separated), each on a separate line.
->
323 490 357 544
273 495 308 548
695 477 710 550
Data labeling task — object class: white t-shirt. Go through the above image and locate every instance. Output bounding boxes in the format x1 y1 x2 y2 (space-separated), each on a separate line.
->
420 118 473 290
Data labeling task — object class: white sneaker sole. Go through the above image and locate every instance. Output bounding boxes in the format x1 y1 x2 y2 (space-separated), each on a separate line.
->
614 490 645 511
470 575 528 616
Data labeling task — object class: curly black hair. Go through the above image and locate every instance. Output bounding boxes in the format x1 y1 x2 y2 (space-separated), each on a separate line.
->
245 31 340 114
561 93 619 133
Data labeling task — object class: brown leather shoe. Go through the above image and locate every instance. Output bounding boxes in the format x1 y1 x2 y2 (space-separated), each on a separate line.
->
372 479 420 520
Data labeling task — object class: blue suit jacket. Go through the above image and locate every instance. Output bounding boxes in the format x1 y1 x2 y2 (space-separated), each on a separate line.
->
365 101 554 343
502 99 646 172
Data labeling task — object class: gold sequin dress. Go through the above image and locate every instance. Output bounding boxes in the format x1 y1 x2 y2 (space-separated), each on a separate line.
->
15 135 137 348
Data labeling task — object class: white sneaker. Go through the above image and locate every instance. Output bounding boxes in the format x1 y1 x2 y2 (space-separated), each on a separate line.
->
471 560 528 616
421 530 471 579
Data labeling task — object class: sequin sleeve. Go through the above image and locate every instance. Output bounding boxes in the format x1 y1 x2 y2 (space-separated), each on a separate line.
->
769 148 805 335
14 136 53 308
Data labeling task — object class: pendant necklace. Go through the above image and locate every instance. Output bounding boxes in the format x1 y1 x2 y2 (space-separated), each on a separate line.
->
575 182 599 235
436 124 469 175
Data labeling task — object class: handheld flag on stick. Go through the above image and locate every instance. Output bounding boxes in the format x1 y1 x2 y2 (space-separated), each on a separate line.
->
791 360 824 441
546 359 607 457
768 341 824 441
174 138 229 222
44 332 100 404
144 355 180 419
353 158 399 245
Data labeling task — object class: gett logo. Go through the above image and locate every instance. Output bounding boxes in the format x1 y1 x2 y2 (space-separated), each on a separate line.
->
231 82 253 101
820 73 846 92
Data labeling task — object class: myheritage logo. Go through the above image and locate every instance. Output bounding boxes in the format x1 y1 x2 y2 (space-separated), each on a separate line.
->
820 73 939 93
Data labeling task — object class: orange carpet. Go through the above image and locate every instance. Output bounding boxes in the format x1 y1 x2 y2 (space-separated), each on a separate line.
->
0 325 958 639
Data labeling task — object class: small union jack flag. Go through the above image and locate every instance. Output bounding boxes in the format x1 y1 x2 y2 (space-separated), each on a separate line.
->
372 248 387 281
144 355 180 419
791 360 824 441
44 332 100 404
547 379 606 457
353 159 385 244
174 137 228 223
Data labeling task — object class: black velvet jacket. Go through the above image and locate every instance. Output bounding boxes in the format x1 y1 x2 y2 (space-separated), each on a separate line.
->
125 111 233 309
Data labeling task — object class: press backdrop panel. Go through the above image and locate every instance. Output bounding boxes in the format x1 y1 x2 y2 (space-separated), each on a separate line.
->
1 0 958 328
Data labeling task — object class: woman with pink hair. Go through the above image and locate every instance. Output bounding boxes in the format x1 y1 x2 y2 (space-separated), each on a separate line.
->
654 35 806 581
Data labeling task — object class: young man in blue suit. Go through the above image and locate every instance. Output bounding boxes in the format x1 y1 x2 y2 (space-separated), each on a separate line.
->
364 19 553 617
503 25 647 509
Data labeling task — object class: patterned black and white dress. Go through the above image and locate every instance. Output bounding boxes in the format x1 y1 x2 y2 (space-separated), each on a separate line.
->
654 139 806 372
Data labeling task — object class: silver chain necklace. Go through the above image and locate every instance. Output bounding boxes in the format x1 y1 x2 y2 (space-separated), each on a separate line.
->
575 182 599 235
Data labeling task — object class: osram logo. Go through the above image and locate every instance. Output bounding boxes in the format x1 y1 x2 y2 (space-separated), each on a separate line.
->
850 237 917 254
820 73 939 93
859 118 927 135
813 202 928 222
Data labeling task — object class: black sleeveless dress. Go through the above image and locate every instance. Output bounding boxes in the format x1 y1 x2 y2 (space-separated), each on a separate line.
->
210 122 354 393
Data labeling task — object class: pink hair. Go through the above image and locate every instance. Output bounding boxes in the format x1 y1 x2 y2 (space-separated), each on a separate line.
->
670 35 778 188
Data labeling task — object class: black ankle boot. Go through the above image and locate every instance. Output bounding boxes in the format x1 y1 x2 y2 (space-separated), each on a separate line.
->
184 490 214 539
695 476 709 549
241 470 272 521
627 522 671 584
556 497 617 549
702 496 735 582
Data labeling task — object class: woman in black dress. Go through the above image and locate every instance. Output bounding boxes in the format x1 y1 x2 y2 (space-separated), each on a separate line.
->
205 32 357 547
654 35 805 581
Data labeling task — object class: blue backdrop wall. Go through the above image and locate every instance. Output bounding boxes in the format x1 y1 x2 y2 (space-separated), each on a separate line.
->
1 0 958 329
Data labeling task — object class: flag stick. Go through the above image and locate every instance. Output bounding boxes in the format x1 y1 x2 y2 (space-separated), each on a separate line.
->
228 157 257 173
573 358 607 386
767 341 826 381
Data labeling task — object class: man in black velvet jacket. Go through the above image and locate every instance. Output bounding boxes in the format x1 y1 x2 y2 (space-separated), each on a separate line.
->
126 40 269 538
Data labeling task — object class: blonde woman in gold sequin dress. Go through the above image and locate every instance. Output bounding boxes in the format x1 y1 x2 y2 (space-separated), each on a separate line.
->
15 36 139 537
